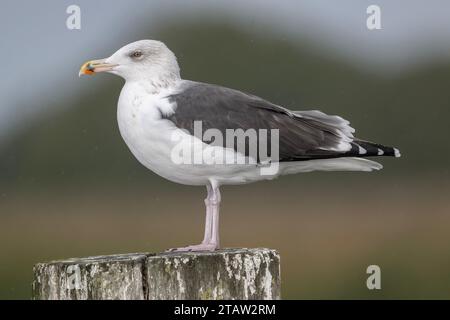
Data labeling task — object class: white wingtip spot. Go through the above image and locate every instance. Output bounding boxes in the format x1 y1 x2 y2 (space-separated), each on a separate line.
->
394 148 401 158
358 145 367 155
377 148 384 156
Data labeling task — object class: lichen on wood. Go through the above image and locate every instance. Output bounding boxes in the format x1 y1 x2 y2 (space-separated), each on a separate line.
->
32 248 281 300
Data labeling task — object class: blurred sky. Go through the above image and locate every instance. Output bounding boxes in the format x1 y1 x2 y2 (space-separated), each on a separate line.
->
1 0 450 140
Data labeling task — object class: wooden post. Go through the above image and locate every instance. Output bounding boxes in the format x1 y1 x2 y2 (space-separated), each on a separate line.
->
32 248 281 300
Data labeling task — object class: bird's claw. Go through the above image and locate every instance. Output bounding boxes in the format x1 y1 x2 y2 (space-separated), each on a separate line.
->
165 243 219 253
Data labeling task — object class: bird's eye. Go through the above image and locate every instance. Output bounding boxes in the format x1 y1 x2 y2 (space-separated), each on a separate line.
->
130 51 143 58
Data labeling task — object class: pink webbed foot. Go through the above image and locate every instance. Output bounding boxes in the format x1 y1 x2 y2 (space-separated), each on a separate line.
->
166 243 219 252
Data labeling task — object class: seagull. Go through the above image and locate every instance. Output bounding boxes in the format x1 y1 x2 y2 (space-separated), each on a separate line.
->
79 40 400 252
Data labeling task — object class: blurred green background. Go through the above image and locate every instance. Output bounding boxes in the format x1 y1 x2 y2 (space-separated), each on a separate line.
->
1 1 450 299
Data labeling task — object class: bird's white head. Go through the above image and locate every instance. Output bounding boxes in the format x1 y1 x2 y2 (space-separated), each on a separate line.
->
79 40 180 87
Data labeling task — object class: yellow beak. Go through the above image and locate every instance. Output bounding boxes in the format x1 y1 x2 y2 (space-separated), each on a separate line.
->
79 59 118 77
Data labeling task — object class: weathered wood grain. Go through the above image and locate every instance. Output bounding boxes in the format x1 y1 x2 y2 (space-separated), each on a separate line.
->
32 248 280 300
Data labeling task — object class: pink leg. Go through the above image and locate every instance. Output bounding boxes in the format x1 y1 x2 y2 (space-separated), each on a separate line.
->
201 185 213 244
209 185 221 249
167 183 221 252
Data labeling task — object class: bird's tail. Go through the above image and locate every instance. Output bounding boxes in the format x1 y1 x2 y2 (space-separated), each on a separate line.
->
293 110 401 159
348 140 401 158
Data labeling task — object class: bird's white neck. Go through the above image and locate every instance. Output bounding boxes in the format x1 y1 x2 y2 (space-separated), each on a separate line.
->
124 67 181 94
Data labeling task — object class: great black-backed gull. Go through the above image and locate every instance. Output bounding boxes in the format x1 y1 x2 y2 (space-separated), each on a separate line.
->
79 40 400 252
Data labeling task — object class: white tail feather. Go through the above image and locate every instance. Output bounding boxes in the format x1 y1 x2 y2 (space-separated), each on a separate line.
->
280 157 383 175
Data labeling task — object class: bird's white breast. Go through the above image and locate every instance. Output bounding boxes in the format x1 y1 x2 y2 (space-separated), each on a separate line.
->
116 81 279 186
117 81 224 186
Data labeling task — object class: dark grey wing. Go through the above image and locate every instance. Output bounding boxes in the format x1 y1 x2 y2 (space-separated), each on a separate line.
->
164 81 396 162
